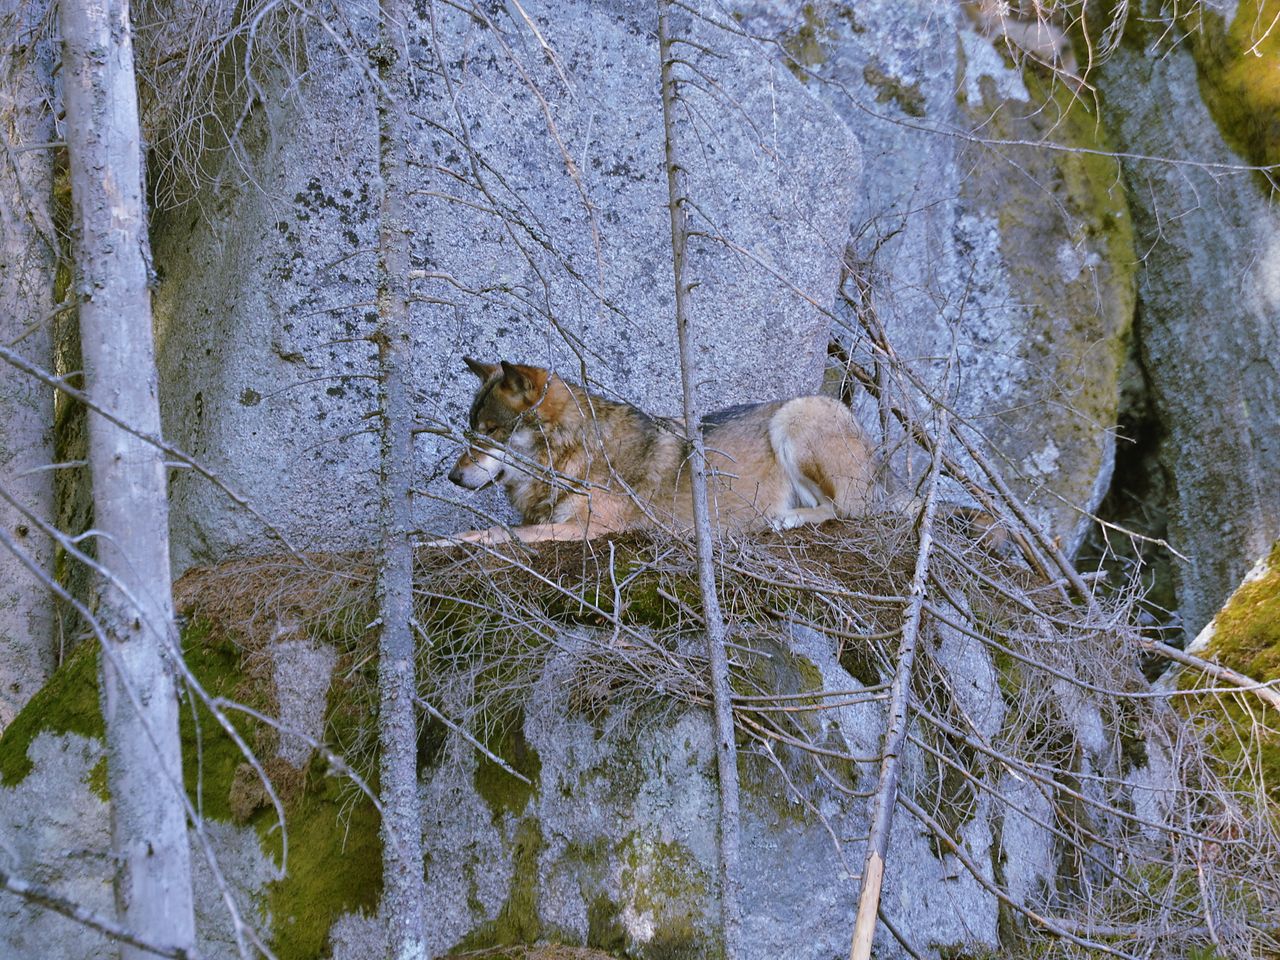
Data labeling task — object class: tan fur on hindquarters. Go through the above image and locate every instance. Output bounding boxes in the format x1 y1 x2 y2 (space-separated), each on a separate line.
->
437 359 881 545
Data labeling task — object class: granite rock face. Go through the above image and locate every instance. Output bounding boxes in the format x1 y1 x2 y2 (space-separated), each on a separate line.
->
0 617 1106 960
0 734 111 959
738 0 1136 554
0 730 274 960
1096 4 1280 641
149 0 860 571
0 0 58 729
329 624 1012 960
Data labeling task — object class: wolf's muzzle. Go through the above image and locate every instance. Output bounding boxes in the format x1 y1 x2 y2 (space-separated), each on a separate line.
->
449 449 504 489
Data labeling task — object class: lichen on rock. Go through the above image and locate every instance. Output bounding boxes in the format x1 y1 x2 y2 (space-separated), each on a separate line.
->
1185 0 1280 183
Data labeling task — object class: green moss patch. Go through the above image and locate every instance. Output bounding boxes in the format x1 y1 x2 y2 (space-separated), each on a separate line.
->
1187 2 1280 186
0 639 102 787
85 754 109 802
451 816 545 951
1204 541 1280 680
736 634 861 821
178 610 384 960
261 762 383 960
179 618 269 823
475 707 542 821
586 891 629 953
864 61 927 117
777 4 863 81
621 836 717 960
1184 541 1280 799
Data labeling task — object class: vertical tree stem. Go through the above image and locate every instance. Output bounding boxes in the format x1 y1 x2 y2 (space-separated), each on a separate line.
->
849 404 948 960
657 3 742 955
57 0 196 954
374 4 427 957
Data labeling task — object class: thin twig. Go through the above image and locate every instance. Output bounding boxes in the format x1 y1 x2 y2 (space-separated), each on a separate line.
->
849 391 949 960
0 865 204 960
411 689 531 785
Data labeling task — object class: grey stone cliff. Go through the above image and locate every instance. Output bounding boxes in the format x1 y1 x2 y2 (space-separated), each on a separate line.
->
1097 7 1280 641
150 0 860 571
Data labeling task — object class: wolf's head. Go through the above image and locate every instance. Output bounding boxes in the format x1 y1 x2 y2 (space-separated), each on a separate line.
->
447 357 552 489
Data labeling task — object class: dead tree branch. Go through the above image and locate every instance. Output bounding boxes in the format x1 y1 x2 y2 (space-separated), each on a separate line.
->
897 794 1141 960
58 0 197 953
0 865 203 960
849 397 948 960
373 0 428 954
1146 639 1280 711
658 2 741 953
836 314 1280 715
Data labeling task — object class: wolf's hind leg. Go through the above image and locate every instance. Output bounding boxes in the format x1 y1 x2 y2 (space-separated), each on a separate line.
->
762 394 875 522
768 502 838 531
770 396 879 520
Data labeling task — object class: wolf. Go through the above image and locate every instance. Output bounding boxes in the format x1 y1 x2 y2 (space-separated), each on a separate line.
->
438 357 886 545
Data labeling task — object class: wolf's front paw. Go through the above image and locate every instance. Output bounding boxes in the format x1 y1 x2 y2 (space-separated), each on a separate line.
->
770 512 806 532
424 526 511 548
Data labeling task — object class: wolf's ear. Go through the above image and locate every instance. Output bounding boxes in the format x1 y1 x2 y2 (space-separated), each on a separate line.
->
463 356 499 380
500 361 547 397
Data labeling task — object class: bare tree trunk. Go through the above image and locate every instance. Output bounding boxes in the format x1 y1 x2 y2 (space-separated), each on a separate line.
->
374 3 427 956
657 3 742 955
0 0 58 730
57 0 196 955
848 405 947 960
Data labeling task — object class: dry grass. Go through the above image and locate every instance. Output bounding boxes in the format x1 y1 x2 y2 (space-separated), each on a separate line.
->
173 499 1280 959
